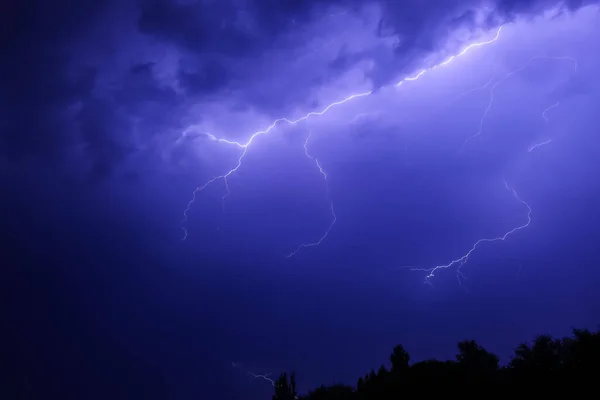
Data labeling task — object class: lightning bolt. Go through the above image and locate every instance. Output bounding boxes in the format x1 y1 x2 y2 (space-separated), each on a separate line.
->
411 180 532 285
528 138 553 152
542 101 560 123
231 363 282 397
248 372 276 386
463 57 576 146
528 101 560 152
180 91 371 241
395 25 504 88
410 57 577 284
181 24 576 287
181 25 506 247
248 371 299 400
286 131 336 257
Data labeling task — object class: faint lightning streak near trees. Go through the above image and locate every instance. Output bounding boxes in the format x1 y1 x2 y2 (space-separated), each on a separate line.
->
248 372 299 400
286 131 336 257
231 363 279 390
411 181 532 285
248 372 276 386
181 25 506 246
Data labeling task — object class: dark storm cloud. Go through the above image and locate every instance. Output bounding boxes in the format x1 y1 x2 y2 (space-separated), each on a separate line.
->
0 0 109 163
494 0 590 17
75 98 132 182
137 0 350 55
1 0 596 181
136 0 598 99
178 60 233 94
0 0 169 179
333 0 597 89
131 62 156 75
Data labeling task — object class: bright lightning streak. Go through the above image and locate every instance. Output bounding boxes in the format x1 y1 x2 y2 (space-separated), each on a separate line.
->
395 25 504 88
205 131 246 148
411 180 532 284
180 91 371 241
439 27 505 66
412 57 577 283
286 131 336 257
181 25 507 247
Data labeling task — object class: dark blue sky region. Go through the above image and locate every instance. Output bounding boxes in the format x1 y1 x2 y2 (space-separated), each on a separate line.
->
3 1 600 399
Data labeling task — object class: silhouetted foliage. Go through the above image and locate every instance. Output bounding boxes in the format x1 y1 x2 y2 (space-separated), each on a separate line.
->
273 372 297 400
275 326 600 399
303 384 354 400
455 339 499 383
389 345 409 374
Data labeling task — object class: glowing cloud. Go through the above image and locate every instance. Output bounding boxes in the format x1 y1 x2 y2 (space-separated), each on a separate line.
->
180 18 579 283
181 25 505 246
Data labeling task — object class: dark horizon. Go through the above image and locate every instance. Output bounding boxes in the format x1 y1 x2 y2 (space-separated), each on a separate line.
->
271 326 600 398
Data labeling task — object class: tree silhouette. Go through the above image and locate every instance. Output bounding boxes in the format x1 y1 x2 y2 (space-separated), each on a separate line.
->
455 339 499 383
273 372 297 400
273 326 600 399
301 384 354 400
389 344 409 374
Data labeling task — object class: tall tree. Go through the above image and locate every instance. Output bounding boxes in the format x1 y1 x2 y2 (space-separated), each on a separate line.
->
273 372 297 400
456 340 499 382
389 345 410 374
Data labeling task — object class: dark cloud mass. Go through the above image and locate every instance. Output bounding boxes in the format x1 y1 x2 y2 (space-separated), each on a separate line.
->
1 0 594 180
1 1 109 162
0 0 583 180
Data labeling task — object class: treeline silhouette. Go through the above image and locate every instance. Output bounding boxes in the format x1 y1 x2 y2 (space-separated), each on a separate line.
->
272 327 600 398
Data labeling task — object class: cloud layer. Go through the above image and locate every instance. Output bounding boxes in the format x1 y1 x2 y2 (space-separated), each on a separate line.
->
1 0 595 181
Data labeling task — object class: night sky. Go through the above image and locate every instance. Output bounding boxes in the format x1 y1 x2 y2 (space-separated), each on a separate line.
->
3 0 600 399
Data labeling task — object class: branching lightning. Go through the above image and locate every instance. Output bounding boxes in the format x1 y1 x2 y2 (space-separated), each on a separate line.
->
528 101 560 152
410 180 532 285
232 362 297 398
286 131 336 258
180 22 577 283
181 25 505 245
248 371 299 400
180 91 371 241
395 25 504 88
463 58 576 145
248 372 276 386
410 58 576 284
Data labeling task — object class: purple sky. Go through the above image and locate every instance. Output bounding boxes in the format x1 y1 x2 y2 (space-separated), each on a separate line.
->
3 1 600 399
